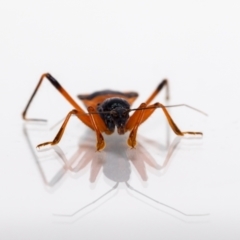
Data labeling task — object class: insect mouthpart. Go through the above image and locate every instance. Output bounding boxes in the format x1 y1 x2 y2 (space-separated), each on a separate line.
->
117 124 125 135
110 107 129 135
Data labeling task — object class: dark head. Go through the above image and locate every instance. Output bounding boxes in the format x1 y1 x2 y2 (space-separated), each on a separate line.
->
97 98 130 134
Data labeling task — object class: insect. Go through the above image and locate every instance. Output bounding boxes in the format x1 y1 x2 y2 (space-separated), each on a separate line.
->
22 73 204 151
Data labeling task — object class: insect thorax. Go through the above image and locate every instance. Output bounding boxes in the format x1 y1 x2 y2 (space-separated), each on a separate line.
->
97 98 130 134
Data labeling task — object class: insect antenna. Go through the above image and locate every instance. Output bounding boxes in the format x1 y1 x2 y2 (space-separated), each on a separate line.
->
128 104 208 116
125 182 209 217
49 111 113 130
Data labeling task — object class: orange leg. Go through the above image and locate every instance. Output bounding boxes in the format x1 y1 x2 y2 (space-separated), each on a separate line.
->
37 107 110 151
37 109 92 148
126 79 169 131
126 79 169 147
126 103 147 148
87 106 110 151
22 73 93 129
145 79 169 105
126 102 202 148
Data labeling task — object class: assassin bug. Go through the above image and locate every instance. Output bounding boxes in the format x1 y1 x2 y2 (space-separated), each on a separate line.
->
22 73 205 151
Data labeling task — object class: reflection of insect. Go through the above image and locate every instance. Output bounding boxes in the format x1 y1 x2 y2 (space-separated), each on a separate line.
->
22 73 205 151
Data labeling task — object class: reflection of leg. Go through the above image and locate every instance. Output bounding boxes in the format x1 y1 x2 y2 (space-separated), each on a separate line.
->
158 136 181 170
53 182 119 217
125 182 209 217
23 124 67 187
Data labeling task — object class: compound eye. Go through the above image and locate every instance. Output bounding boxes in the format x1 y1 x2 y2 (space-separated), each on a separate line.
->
111 111 118 117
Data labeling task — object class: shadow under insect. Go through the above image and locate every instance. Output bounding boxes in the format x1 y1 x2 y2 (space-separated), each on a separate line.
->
23 123 208 219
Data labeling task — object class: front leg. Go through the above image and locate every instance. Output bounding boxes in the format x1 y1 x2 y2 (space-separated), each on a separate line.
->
37 107 108 151
37 109 91 148
87 106 108 151
126 103 147 148
126 102 202 148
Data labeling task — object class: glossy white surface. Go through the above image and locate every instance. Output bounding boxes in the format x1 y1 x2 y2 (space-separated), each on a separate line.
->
1 1 240 239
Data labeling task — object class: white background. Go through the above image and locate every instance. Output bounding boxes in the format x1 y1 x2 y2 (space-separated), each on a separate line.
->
1 1 240 239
